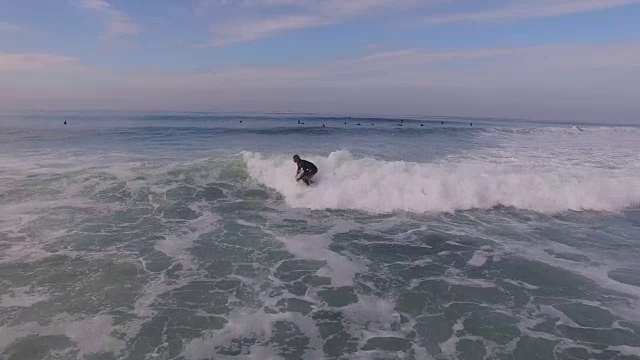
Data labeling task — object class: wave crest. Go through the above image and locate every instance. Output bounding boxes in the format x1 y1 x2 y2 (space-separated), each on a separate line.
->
243 150 640 214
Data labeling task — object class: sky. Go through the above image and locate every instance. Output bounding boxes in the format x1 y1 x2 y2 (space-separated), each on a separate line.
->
1 0 639 122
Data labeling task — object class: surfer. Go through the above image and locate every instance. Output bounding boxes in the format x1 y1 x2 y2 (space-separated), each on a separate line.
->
293 154 317 186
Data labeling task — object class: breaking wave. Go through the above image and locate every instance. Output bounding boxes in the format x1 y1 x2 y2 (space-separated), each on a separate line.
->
243 150 640 214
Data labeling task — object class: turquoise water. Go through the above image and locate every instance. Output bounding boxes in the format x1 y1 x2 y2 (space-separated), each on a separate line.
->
1 112 640 359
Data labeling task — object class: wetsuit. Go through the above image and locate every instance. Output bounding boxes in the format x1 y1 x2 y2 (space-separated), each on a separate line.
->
296 159 318 185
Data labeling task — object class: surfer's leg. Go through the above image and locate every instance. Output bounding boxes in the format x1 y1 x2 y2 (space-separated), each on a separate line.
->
306 170 317 185
308 170 316 180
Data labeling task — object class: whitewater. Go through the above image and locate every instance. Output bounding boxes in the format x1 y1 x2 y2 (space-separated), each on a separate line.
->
1 112 639 360
244 150 640 213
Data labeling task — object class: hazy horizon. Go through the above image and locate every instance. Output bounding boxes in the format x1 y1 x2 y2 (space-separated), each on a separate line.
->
2 0 640 124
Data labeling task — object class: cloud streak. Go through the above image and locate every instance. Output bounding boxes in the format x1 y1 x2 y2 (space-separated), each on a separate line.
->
197 0 422 46
195 0 640 46
3 42 638 81
0 21 23 32
0 43 640 95
426 0 640 24
73 0 141 39
204 15 326 46
0 53 77 72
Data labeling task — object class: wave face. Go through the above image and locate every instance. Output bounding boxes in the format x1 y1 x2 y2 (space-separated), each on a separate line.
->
244 150 640 213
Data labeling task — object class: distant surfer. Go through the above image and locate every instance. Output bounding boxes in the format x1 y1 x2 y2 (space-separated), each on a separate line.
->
293 154 317 186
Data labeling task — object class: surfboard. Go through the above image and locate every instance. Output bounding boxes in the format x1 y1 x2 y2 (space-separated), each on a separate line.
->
296 177 315 186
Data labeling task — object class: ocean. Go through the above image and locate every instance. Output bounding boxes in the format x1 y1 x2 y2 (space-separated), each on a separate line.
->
1 111 639 360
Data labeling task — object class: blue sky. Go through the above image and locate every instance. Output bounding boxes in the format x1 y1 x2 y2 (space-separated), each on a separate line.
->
1 0 639 122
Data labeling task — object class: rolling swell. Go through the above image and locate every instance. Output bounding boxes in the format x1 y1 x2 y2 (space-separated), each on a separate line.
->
96 125 489 143
100 121 640 140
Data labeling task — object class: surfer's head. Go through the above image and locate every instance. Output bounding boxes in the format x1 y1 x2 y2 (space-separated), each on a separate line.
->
293 154 300 163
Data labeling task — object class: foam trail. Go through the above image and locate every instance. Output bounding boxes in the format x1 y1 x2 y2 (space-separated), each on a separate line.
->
243 150 640 214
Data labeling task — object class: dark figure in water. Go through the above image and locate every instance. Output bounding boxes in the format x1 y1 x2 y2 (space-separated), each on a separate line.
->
293 154 317 186
322 124 325 128
420 124 424 126
344 122 347 124
441 121 444 125
240 120 242 123
64 121 67 125
470 122 473 126
298 120 300 124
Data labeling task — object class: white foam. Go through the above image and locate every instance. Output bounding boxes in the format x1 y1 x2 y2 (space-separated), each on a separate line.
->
503 279 539 290
245 215 367 288
153 212 218 272
0 286 50 308
484 126 640 163
505 241 640 318
181 308 325 360
611 345 640 357
274 232 364 288
136 213 221 319
0 314 125 359
341 296 401 332
438 318 465 358
467 253 488 267
443 276 497 288
0 199 106 220
243 150 640 214
535 305 581 328
0 237 61 264
339 296 421 355
66 315 124 358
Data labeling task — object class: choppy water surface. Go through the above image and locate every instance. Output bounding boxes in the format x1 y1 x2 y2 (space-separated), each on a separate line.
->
1 112 639 359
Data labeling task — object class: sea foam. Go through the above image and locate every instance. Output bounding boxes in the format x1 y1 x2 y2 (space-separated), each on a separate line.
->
243 150 640 214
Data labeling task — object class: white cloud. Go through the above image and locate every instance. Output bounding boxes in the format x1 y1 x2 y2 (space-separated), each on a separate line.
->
73 0 141 38
350 48 515 69
195 0 640 45
197 0 422 46
204 15 327 46
0 21 23 32
2 42 638 83
0 53 77 72
426 0 640 24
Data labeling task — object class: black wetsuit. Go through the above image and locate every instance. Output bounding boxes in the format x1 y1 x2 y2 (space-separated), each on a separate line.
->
296 159 318 185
